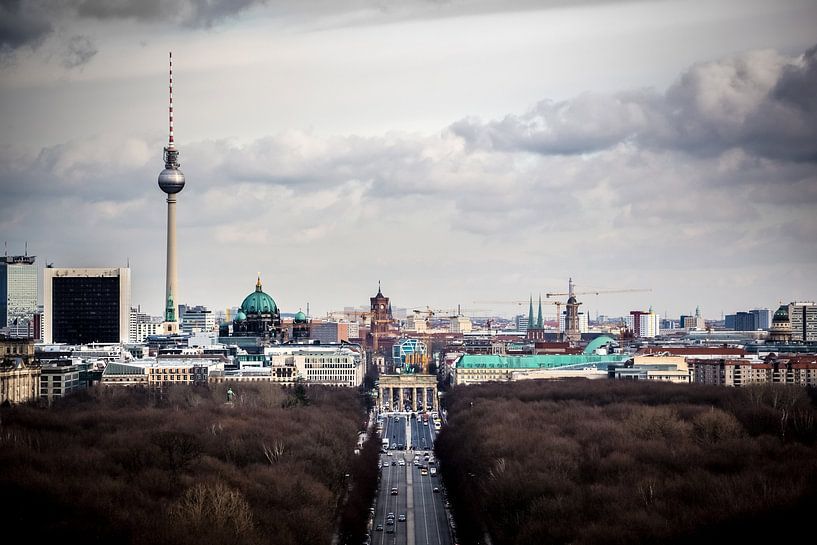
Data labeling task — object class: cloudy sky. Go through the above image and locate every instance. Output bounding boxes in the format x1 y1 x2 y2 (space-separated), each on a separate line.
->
1 0 816 320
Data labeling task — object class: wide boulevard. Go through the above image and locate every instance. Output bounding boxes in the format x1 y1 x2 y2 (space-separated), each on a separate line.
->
370 413 451 545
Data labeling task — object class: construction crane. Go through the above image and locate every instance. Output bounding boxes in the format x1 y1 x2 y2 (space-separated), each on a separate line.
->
329 309 370 324
409 305 486 317
544 278 652 342
545 279 651 299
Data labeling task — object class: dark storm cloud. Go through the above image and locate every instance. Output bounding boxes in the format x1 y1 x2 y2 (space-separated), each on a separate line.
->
452 45 817 163
75 0 267 28
61 34 97 68
0 0 267 61
0 0 52 52
0 0 653 54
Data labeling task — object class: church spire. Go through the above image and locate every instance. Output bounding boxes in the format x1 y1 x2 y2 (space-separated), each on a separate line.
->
537 294 543 329
527 294 534 330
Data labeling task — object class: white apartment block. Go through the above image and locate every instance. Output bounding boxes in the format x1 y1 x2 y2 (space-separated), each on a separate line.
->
266 344 364 387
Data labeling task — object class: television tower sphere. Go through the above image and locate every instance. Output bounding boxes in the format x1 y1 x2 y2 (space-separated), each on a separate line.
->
158 164 185 194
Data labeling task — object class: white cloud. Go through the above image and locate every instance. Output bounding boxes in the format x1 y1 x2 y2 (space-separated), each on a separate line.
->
2 39 816 317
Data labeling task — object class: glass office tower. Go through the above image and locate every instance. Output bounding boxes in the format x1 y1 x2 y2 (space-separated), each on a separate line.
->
0 255 37 335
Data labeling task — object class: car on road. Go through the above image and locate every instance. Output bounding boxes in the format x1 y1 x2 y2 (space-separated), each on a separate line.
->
398 459 405 466
433 487 440 493
391 487 398 495
398 514 406 522
386 518 394 526
375 524 383 532
391 460 396 466
386 527 394 534
420 468 428 476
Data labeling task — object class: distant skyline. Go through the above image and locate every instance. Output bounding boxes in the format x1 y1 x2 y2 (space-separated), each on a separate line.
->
1 0 816 319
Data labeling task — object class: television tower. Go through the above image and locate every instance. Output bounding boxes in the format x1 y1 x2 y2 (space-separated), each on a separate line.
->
157 51 185 334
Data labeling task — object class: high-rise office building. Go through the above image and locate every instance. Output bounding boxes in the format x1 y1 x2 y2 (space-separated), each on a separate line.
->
750 308 772 331
0 255 37 337
43 268 131 344
180 305 215 334
789 302 817 342
735 312 756 331
626 309 660 338
726 311 757 331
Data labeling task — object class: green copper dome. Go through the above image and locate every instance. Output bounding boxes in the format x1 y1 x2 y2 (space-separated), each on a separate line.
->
772 305 789 323
235 310 247 322
241 276 278 315
294 310 307 322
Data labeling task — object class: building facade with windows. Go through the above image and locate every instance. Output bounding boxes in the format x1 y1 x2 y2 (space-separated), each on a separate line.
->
1 337 40 404
751 308 772 330
43 267 131 344
690 356 817 387
0 255 37 337
266 344 364 387
40 364 82 405
101 359 223 387
789 302 817 342
626 309 660 338
180 305 216 334
0 364 40 404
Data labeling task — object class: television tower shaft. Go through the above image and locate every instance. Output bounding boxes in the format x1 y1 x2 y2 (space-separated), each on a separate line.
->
157 51 186 331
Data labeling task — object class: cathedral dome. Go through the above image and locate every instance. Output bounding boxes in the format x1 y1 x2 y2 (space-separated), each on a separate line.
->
294 310 307 323
241 276 278 315
772 305 789 323
235 310 247 322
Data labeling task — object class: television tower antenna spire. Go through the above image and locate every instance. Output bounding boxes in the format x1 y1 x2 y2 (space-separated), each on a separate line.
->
168 51 174 149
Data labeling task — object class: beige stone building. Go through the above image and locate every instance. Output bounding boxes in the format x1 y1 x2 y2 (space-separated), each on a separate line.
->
0 364 40 404
1 337 35 365
1 337 40 404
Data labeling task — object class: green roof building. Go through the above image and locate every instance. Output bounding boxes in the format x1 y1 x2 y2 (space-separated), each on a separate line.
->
454 353 629 385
